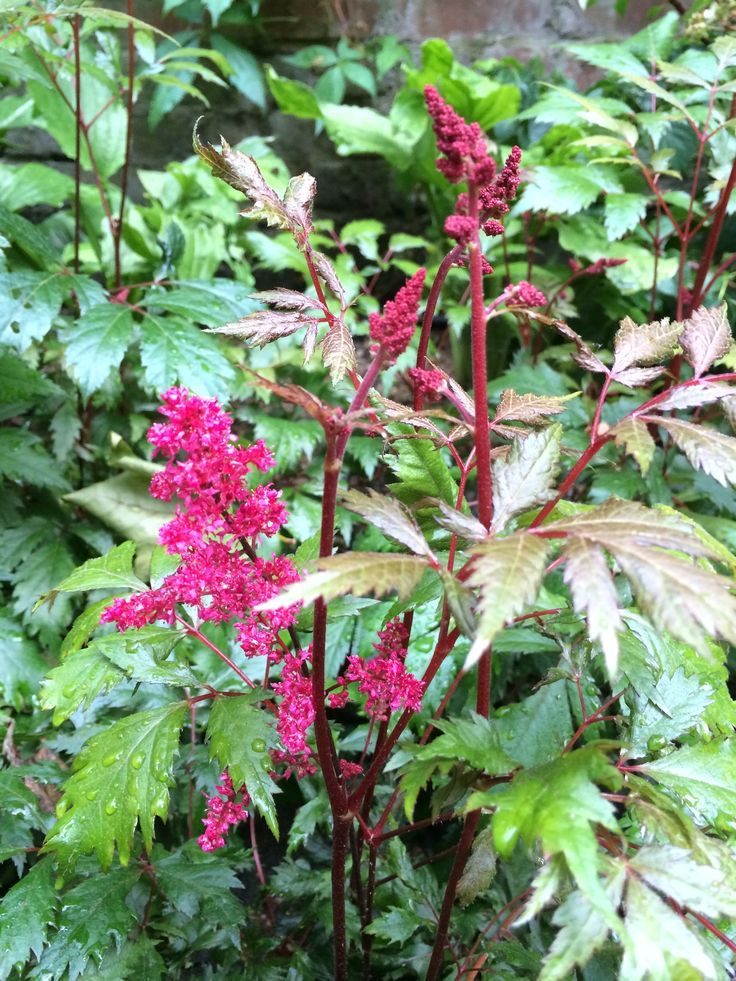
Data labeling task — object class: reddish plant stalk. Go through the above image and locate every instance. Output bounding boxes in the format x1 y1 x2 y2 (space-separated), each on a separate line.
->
114 0 136 289
72 14 81 274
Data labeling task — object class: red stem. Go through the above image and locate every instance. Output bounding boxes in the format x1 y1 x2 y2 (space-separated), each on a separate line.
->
72 14 81 274
414 245 463 411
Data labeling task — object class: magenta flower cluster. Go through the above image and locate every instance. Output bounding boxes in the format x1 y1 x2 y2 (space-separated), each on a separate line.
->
199 771 250 852
368 268 427 360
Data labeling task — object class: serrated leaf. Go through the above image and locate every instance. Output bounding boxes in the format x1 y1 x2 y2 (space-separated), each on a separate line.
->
630 844 736 918
563 538 622 677
415 713 516 773
206 695 280 838
386 434 459 509
612 316 683 374
552 321 608 373
457 823 497 906
465 533 549 669
41 649 125 725
432 501 487 542
144 279 261 326
472 747 622 920
680 305 731 377
35 869 139 981
257 552 431 611
37 541 145 610
621 876 717 981
214 309 319 347
0 428 69 491
249 287 319 311
0 857 57 978
0 271 69 350
139 314 235 398
0 607 47 710
341 489 433 557
321 320 356 384
653 417 736 488
0 350 60 405
640 739 736 826
518 165 622 216
92 626 196 688
310 250 346 306
60 303 134 397
492 425 562 532
154 840 243 917
654 381 736 411
43 702 186 870
604 193 647 240
612 417 656 474
493 389 577 426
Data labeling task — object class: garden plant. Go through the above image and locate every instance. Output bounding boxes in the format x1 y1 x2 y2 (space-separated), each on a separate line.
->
1 2 736 979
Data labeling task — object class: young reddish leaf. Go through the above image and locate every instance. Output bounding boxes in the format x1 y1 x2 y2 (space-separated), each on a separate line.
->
249 288 321 311
613 365 667 389
612 315 683 375
247 371 333 424
310 250 346 306
433 500 487 543
465 533 550 669
552 320 608 373
652 416 736 488
282 172 317 235
457 823 497 906
492 425 562 533
654 381 736 412
611 417 656 474
563 537 622 676
321 319 356 384
341 488 434 558
493 389 577 426
213 309 319 347
679 305 731 378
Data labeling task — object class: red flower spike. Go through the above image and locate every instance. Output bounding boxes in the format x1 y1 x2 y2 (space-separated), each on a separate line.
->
369 268 427 361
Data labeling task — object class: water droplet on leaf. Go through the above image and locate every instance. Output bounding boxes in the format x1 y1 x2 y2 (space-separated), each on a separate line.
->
102 752 119 767
85 790 98 801
251 738 267 754
105 799 118 815
130 752 144 770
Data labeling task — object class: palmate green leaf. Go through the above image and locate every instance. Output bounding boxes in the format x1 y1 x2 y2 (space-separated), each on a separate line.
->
153 841 243 918
415 713 516 773
612 417 656 474
491 425 562 532
465 533 549 669
611 315 683 374
0 857 57 979
640 739 736 826
654 416 736 489
471 746 623 921
0 428 69 491
630 845 736 919
604 193 647 240
539 865 626 981
518 164 623 215
563 537 622 677
41 649 124 725
37 541 145 610
0 607 47 710
43 701 186 871
258 552 432 612
680 305 731 378
60 303 135 397
139 313 236 398
206 694 280 838
143 279 261 326
341 488 434 558
621 876 717 981
35 869 139 981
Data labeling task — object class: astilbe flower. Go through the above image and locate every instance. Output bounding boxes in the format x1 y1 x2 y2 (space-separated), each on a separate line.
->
199 771 250 852
271 649 316 756
424 85 495 186
101 387 299 663
343 619 424 721
369 268 427 361
408 367 446 402
508 281 548 308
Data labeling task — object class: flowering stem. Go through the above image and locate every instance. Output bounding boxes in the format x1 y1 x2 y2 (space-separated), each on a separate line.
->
414 246 463 410
175 616 255 689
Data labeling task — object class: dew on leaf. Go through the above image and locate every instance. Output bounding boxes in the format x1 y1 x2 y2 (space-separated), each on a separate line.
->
102 752 119 767
104 799 118 815
251 738 267 754
130 752 144 770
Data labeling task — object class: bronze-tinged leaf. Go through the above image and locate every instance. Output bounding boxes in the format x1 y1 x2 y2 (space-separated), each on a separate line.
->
310 250 346 306
492 425 562 533
341 489 435 558
563 538 622 676
249 288 321 311
246 371 332 424
680 305 732 378
654 381 736 412
282 173 317 235
651 416 736 489
611 418 656 474
321 320 356 384
552 320 608 374
493 389 578 426
612 316 683 374
613 366 667 389
433 500 488 543
213 310 318 347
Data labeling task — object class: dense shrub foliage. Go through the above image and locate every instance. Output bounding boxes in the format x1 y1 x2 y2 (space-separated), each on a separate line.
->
1 3 736 978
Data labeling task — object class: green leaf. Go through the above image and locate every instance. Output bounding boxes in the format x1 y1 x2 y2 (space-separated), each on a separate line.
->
320 102 421 170
518 165 622 216
465 533 550 668
0 271 70 351
211 35 266 110
0 162 73 212
287 795 330 855
494 680 575 768
206 695 280 838
143 279 261 327
563 537 621 676
473 747 622 919
457 823 497 906
41 648 124 725
258 552 432 611
630 844 736 919
43 701 186 870
0 857 57 978
35 870 139 981
60 303 135 397
265 65 322 120
341 488 433 557
252 415 322 472
92 626 196 687
416 713 516 773
386 435 459 509
604 193 647 240
139 313 236 398
0 350 59 405
492 425 562 532
0 205 61 268
640 738 736 826
154 840 243 917
0 607 47 710
611 417 656 475
38 541 145 609
0 428 69 491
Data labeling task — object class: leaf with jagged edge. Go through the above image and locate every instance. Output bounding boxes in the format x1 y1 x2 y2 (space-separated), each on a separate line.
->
43 701 186 872
610 541 736 657
257 552 432 612
0 857 57 978
457 823 497 906
612 315 683 374
432 501 487 543
321 320 356 384
493 389 578 426
465 533 550 669
206 694 280 839
563 538 622 677
469 747 623 925
621 876 718 980
538 864 626 981
552 320 607 373
40 650 124 725
613 365 667 389
611 417 656 474
640 739 736 827
35 541 145 611
414 713 516 773
341 489 434 558
651 416 736 489
491 425 562 533
249 288 320 311
310 250 346 306
654 381 736 412
630 845 736 919
516 857 566 927
680 305 731 378
213 309 320 347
